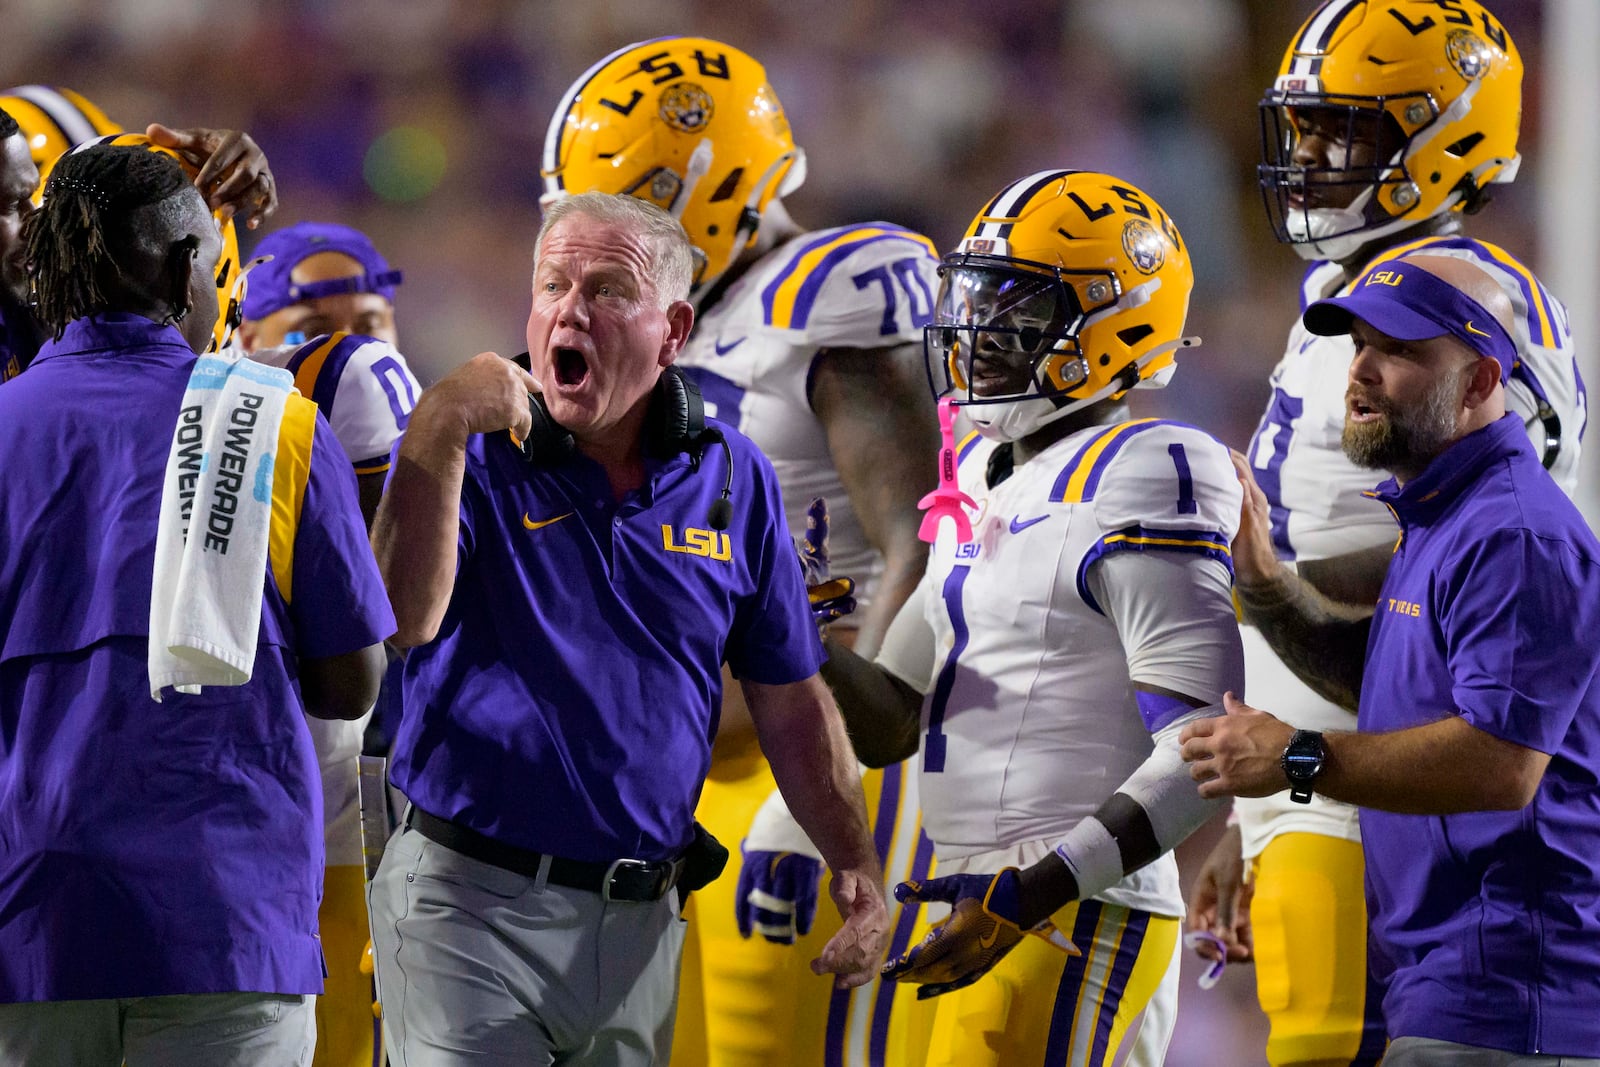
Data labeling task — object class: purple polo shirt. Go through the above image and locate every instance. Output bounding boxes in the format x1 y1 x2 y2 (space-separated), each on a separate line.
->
391 421 823 864
0 314 395 1003
1359 413 1600 1055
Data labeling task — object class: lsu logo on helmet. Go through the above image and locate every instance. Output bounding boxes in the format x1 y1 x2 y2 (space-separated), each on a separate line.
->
541 37 807 293
927 170 1196 443
76 133 247 354
1258 0 1523 261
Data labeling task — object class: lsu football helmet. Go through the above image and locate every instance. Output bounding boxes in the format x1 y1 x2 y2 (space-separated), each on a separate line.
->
75 133 247 353
1259 0 1522 262
927 170 1196 443
540 37 806 293
0 85 121 196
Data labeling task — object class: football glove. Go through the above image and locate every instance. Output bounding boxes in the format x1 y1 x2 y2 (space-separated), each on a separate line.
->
797 496 856 630
735 846 824 944
884 868 1077 999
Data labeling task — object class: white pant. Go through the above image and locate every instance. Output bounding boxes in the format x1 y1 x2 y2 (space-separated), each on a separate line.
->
368 821 687 1066
0 991 314 1067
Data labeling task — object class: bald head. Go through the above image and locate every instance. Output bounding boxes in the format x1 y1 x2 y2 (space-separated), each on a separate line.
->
1397 254 1515 338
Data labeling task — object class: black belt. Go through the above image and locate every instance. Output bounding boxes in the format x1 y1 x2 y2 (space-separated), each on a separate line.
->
406 807 685 903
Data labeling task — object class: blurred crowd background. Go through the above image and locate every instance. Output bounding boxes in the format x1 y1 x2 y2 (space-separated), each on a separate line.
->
0 1 1575 1062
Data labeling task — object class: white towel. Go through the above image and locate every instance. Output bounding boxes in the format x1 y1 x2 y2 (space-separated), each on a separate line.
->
149 352 295 700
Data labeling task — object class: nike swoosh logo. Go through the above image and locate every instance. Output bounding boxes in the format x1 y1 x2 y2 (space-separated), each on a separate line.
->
1464 321 1491 338
1009 514 1048 534
522 511 573 531
978 922 1003 950
714 336 746 355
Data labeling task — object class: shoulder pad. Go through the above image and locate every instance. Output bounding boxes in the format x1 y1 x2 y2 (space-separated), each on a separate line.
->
1299 260 1345 311
758 223 940 347
1049 419 1241 541
1348 235 1567 351
282 333 421 469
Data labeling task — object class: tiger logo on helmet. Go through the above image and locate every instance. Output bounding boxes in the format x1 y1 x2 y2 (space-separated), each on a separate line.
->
74 133 247 354
926 170 1196 444
540 37 807 294
1258 0 1523 261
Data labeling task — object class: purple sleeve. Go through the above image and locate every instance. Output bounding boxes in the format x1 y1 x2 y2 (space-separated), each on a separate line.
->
289 415 396 657
1445 530 1600 754
724 457 825 686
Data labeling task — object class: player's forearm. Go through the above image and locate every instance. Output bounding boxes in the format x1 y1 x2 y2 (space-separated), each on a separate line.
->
818 634 922 767
1316 716 1548 813
849 537 925 659
747 676 883 878
1236 564 1371 712
372 400 468 648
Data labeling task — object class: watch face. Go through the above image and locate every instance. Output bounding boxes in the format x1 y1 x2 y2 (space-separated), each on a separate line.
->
1283 733 1326 781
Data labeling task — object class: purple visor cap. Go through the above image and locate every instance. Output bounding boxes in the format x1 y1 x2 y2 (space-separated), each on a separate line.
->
241 221 403 320
1303 262 1514 383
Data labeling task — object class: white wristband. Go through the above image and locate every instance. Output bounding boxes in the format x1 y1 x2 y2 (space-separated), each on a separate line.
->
1053 817 1124 902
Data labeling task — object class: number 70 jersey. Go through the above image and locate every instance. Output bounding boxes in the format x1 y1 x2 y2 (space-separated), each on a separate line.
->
912 419 1240 911
676 222 940 599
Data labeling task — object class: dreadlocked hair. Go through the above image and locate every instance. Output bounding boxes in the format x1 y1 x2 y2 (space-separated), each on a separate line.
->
23 144 189 338
0 106 19 140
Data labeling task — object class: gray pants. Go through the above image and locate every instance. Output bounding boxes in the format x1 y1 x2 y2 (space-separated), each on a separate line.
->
368 821 687 1066
1385 1036 1600 1066
0 991 314 1067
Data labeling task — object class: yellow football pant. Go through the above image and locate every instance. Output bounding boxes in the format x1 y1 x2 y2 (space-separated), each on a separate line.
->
313 864 377 1067
1249 833 1385 1067
673 743 936 1067
921 898 1178 1067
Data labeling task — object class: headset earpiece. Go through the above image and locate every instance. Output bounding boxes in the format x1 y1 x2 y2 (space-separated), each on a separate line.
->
645 366 706 455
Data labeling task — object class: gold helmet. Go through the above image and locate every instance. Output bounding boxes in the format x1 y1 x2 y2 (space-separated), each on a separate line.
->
77 133 246 353
540 37 806 292
1259 0 1523 261
927 170 1195 442
0 85 121 197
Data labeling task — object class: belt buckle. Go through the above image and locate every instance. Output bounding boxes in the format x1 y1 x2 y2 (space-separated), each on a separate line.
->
602 858 666 902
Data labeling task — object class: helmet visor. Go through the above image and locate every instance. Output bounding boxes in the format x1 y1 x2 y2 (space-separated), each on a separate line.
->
924 262 1084 405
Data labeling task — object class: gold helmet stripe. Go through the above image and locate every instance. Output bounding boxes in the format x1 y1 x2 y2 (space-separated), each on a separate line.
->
1289 0 1365 76
973 170 1076 239
4 84 107 147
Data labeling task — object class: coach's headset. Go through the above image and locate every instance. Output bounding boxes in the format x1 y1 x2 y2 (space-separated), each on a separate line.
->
510 353 734 531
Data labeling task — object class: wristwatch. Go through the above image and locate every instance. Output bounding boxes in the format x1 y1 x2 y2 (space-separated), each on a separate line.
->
1281 729 1326 804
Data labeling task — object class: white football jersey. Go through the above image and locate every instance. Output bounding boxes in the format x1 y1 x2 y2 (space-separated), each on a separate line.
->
1237 235 1585 856
248 332 420 857
250 332 421 472
894 418 1240 916
676 223 941 607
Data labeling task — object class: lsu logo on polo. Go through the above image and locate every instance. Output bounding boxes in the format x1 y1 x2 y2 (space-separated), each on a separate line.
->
662 524 731 561
1387 597 1423 618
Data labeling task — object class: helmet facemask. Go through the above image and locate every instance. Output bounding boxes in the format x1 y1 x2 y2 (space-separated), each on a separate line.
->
1259 87 1433 261
925 256 1116 442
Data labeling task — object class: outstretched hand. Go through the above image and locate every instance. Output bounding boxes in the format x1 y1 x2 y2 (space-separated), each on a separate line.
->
1229 450 1280 589
810 867 889 989
883 869 1077 999
147 123 277 230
